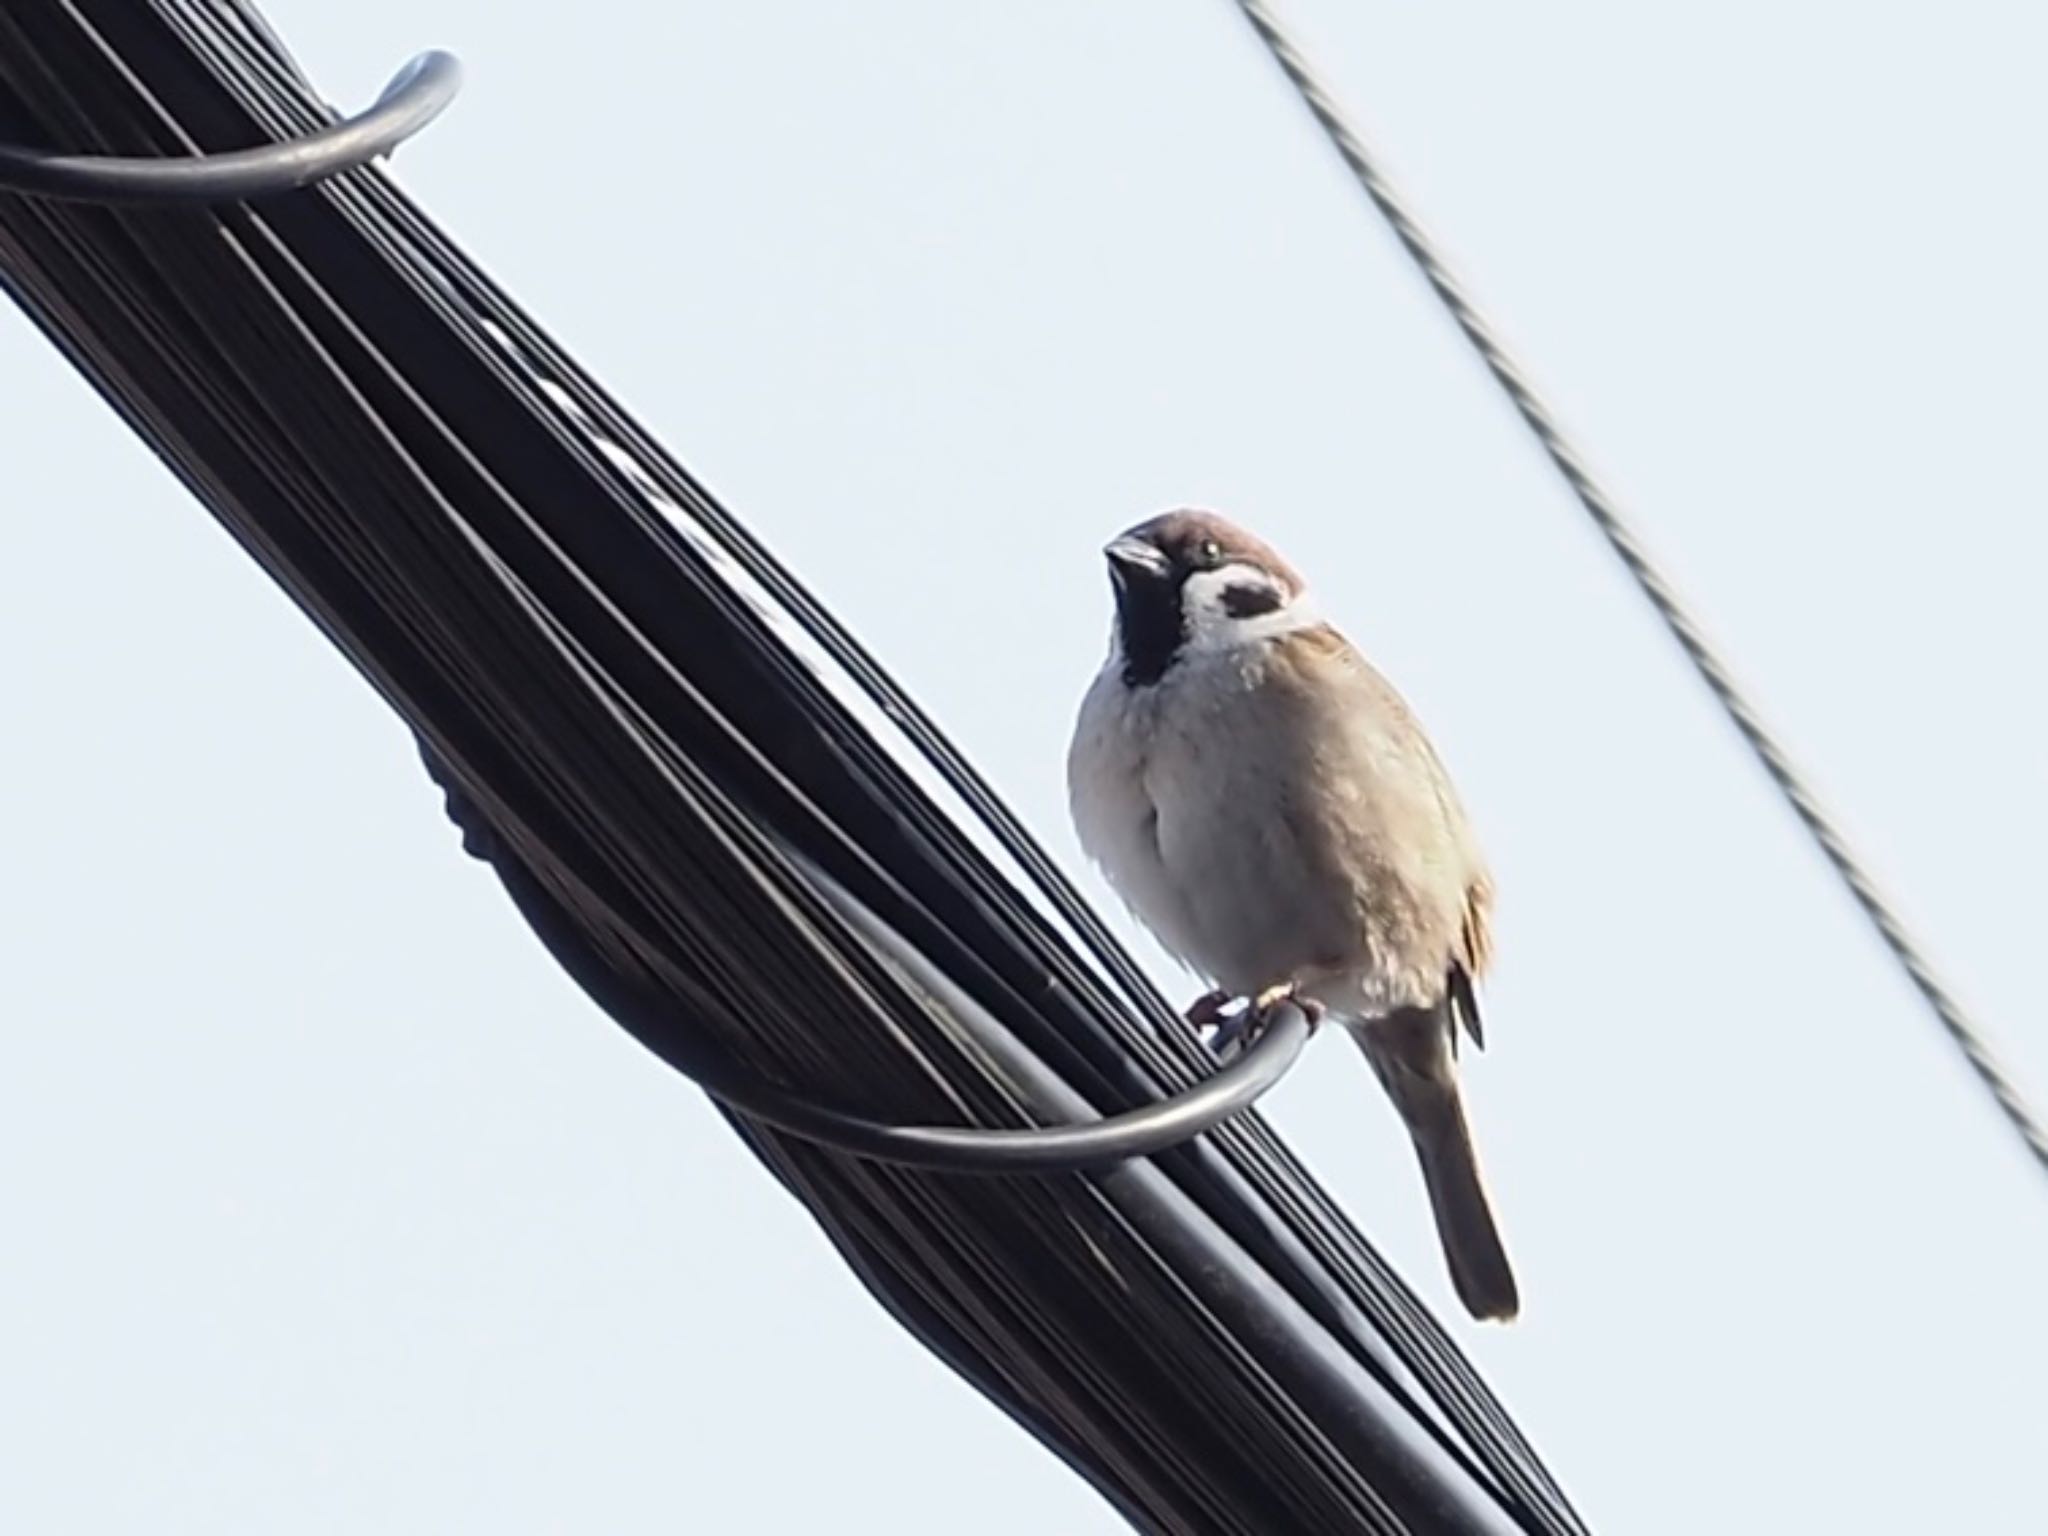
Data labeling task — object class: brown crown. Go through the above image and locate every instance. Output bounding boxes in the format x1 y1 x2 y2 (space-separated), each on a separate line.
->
1118 508 1307 600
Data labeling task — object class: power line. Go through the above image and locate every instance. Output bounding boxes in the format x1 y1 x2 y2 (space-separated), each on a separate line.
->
1229 0 2048 1179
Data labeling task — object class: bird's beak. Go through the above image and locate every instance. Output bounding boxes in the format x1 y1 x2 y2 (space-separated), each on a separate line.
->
1103 536 1171 582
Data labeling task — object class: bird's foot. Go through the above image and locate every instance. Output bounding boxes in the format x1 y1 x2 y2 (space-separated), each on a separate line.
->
1186 989 1255 1061
1192 984 1325 1061
1213 984 1309 1060
1245 987 1327 1036
1252 980 1301 1016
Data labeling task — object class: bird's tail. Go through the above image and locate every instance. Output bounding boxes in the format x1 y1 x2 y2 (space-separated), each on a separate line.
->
1355 1010 1520 1323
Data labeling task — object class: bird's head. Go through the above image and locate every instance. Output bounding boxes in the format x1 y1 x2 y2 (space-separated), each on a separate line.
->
1102 509 1314 686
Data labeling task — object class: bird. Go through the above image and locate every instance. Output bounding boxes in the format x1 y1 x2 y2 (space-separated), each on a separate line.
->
1066 508 1518 1322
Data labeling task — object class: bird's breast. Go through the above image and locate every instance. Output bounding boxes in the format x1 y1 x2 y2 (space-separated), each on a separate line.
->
1068 661 1217 974
1069 651 1350 994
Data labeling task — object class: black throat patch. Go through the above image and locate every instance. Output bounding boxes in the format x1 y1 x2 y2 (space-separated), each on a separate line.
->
1113 569 1186 688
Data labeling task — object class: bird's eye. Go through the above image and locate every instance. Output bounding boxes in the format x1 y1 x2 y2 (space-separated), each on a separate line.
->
1195 538 1223 569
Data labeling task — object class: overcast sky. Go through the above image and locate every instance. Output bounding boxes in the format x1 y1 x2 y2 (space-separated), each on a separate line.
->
4 3 2044 1531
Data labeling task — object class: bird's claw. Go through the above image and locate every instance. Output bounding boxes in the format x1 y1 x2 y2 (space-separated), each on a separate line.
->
1185 989 1253 1060
1252 981 1301 1015
1232 984 1325 1054
1255 981 1325 1023
1191 983 1324 1062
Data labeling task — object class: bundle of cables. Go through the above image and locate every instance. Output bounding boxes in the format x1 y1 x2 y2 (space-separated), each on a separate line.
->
0 5 1587 1531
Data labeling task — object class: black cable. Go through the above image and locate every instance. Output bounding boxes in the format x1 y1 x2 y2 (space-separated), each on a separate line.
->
426 736 1316 1172
0 48 457 202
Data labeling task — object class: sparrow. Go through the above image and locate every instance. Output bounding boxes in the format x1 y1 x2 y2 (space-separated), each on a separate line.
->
1066 509 1518 1322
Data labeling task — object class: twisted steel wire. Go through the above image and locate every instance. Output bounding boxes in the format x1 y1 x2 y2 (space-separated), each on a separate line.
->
1231 0 2048 1177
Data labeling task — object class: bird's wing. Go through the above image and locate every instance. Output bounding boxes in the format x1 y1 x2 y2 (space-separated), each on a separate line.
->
1449 871 1494 1050
1285 624 1496 1051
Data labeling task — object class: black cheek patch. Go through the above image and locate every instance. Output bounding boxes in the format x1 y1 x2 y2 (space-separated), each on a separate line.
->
1220 582 1283 619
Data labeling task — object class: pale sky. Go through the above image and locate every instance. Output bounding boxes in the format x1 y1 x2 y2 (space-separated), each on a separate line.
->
3 3 2044 1531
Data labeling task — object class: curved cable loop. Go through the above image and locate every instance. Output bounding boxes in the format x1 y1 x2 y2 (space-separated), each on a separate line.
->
675 983 1313 1174
424 748 1316 1173
0 50 460 204
1230 0 2048 1178
782 849 1318 1170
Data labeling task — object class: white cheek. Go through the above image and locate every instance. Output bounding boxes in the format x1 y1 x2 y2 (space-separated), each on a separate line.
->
1180 565 1319 652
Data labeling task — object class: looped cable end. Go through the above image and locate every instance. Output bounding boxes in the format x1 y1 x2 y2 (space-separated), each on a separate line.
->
0 49 461 205
671 847 1321 1173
